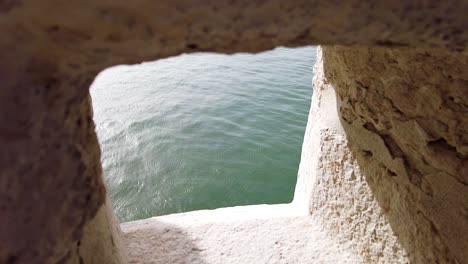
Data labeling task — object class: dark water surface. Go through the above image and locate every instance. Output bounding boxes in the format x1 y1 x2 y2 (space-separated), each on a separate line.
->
91 46 317 222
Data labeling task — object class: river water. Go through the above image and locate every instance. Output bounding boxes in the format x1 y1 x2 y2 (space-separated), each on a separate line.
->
91 46 316 222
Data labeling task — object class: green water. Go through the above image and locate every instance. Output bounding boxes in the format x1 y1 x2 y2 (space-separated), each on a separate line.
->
91 46 316 222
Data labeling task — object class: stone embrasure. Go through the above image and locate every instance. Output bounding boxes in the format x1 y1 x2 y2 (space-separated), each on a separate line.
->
1 1 468 263
294 48 408 263
322 46 468 263
122 204 362 264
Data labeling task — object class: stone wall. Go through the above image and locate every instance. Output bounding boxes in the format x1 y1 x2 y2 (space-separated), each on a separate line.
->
295 45 468 263
294 48 408 263
322 46 468 263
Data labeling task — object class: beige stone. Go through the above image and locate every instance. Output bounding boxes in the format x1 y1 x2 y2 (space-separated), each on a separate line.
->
122 204 362 264
322 46 468 263
294 48 408 263
79 199 128 264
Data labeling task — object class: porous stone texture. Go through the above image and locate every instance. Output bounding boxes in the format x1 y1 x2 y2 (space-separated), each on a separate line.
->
79 199 128 264
122 204 362 264
0 69 105 263
1 1 468 263
2 1 468 71
321 46 468 263
294 48 408 263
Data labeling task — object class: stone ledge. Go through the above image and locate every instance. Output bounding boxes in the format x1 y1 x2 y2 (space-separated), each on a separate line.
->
122 204 361 264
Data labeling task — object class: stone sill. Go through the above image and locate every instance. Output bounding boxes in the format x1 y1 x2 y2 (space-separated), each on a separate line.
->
122 204 361 264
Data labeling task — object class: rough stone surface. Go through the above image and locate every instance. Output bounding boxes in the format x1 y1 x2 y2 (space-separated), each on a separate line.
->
79 199 128 264
0 72 105 263
1 1 468 263
322 46 468 263
2 1 468 71
122 204 362 264
294 49 408 263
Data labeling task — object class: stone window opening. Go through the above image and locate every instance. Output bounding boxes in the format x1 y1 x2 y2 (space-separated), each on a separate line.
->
90 46 317 223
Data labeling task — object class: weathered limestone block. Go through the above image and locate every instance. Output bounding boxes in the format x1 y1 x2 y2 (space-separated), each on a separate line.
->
79 199 128 263
322 46 468 263
2 1 468 71
122 204 362 264
294 48 408 263
0 58 106 262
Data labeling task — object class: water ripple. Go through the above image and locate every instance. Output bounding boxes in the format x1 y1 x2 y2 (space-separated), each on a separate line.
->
91 46 317 222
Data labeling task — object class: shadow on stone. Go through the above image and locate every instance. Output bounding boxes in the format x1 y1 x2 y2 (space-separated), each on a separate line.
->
123 220 208 264
322 46 467 263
